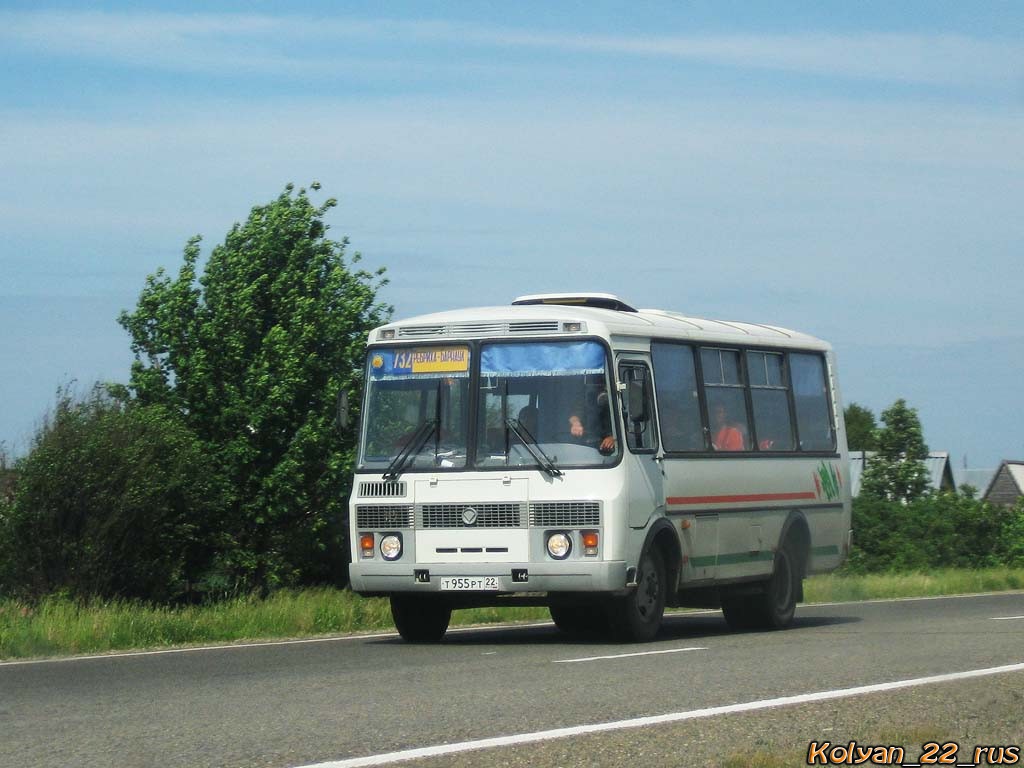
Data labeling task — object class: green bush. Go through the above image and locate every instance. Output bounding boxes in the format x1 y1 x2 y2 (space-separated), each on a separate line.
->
0 463 13 593
0 387 225 602
845 492 1023 574
1004 499 1024 567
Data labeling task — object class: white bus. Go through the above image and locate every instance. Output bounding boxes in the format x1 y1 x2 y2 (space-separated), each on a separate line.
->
348 293 851 642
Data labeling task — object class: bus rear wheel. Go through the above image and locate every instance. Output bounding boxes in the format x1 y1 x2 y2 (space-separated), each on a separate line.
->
721 541 799 631
390 595 452 643
607 546 666 643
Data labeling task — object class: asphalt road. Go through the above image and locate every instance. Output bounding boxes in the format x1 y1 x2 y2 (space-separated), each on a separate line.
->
3 593 1023 768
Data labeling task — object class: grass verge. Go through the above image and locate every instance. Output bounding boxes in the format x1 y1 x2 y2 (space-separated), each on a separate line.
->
0 589 549 660
804 567 1024 603
2 567 1022 660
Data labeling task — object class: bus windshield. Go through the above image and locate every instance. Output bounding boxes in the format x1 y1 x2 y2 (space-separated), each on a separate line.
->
359 346 471 472
358 340 620 474
475 340 619 469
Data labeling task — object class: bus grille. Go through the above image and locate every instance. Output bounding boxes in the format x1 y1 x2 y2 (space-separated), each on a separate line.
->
397 325 446 338
419 503 524 528
508 321 560 333
356 505 414 529
396 320 561 339
358 481 407 498
529 501 601 527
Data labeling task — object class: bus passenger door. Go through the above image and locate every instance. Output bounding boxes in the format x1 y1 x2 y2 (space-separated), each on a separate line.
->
647 341 719 582
617 359 665 530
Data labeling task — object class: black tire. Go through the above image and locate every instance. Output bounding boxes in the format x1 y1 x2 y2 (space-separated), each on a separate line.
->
721 541 799 632
549 604 607 635
390 595 452 643
607 546 666 643
760 542 798 628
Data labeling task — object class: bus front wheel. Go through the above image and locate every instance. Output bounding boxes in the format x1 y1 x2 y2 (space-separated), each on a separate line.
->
607 546 666 643
390 595 452 643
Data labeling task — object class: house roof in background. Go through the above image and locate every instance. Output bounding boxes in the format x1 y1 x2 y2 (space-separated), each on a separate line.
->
982 460 1024 500
955 467 998 493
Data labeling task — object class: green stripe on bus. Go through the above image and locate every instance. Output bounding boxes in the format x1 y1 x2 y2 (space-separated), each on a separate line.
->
812 545 840 556
689 551 774 567
717 551 776 565
689 545 838 568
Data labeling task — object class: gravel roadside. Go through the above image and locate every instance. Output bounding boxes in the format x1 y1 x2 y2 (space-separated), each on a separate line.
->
394 670 1024 768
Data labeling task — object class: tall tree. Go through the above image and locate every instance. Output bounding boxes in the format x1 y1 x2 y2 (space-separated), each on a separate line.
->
118 184 390 591
844 402 878 451
859 399 930 503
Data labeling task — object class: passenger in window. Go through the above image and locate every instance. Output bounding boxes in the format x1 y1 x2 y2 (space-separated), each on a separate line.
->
712 404 745 451
569 384 616 454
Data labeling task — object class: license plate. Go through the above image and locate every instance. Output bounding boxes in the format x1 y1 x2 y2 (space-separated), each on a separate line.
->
440 576 500 591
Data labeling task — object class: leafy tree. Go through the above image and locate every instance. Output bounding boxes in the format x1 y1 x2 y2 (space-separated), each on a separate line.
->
0 444 14 592
0 387 224 600
859 398 930 503
118 184 390 592
0 442 13 506
958 483 980 500
1005 499 1024 568
844 402 878 451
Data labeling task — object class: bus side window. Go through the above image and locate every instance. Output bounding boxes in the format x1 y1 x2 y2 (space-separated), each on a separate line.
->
651 342 705 451
747 350 795 451
790 352 835 452
619 363 658 453
701 348 751 452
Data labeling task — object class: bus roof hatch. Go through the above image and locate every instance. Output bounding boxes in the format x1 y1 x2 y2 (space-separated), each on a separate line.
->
511 293 639 312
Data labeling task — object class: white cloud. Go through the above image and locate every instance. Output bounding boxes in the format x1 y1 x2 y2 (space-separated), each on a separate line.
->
2 94 1021 347
1 10 1021 87
464 29 1024 87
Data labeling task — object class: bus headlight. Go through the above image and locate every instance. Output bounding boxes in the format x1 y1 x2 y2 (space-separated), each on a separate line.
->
546 532 572 560
380 534 403 561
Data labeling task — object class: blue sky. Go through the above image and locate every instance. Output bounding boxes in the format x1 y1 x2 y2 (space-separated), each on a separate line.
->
1 2 1022 472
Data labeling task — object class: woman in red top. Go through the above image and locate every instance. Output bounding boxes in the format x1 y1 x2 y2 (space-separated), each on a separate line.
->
712 404 745 451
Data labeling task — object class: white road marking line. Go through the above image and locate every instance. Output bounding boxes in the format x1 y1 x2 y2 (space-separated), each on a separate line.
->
990 615 1024 621
553 646 707 664
806 589 1024 608
0 621 558 667
293 662 1024 768
0 633 396 667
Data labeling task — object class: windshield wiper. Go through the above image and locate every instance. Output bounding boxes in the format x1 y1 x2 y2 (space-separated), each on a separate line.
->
382 419 438 481
505 418 563 478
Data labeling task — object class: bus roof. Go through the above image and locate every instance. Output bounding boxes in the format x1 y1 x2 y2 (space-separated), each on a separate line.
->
370 295 831 350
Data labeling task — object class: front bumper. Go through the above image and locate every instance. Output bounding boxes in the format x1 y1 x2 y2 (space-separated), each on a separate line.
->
349 559 627 596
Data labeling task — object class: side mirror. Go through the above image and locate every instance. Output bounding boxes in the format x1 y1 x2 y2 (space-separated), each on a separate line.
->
336 390 350 431
627 380 646 422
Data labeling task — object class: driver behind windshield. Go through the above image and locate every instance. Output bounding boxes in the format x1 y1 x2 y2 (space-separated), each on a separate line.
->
568 380 616 455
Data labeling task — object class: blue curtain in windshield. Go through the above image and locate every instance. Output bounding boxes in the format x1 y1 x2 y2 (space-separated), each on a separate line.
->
480 341 605 377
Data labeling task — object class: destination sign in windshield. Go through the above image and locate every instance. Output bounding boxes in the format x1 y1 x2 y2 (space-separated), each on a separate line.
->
369 346 470 378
